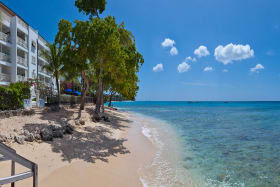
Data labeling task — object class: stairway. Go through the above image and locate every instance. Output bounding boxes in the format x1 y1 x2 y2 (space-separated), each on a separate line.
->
0 143 38 187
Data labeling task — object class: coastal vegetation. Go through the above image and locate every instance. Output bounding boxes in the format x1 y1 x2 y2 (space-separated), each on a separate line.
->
0 82 30 110
44 0 143 114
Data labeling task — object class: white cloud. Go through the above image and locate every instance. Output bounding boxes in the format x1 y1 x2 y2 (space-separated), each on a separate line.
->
194 45 210 58
153 64 164 72
178 62 190 73
250 64 264 73
185 56 197 63
170 47 178 56
161 38 175 48
222 69 228 73
214 43 254 65
204 66 213 72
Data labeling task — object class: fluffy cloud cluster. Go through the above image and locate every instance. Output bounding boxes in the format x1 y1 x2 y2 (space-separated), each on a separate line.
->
170 47 178 56
161 38 175 48
161 38 178 56
204 66 213 72
185 56 197 63
250 64 264 73
214 43 254 65
153 64 164 72
178 62 190 73
194 46 210 58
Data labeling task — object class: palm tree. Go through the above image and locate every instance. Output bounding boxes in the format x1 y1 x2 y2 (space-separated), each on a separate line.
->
42 43 63 105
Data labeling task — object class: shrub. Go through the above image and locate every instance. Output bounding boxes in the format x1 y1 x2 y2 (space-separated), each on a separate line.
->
0 81 31 111
9 82 31 99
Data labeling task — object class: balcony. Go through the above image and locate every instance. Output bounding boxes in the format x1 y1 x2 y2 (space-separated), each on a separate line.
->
17 37 28 49
17 56 28 67
18 18 28 30
0 52 10 63
38 65 46 73
1 13 11 24
0 32 10 43
0 73 11 82
17 75 27 82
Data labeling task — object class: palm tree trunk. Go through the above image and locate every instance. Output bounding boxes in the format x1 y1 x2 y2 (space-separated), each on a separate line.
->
80 71 89 110
55 73 60 106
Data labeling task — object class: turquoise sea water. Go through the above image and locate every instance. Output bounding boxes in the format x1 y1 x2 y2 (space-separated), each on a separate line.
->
111 101 280 187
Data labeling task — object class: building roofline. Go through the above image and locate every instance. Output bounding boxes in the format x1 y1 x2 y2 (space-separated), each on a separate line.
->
0 1 49 44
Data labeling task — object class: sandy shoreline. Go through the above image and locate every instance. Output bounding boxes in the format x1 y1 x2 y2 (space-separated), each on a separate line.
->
0 105 156 187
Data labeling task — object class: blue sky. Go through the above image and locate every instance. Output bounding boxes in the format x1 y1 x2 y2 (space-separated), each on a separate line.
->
4 0 280 101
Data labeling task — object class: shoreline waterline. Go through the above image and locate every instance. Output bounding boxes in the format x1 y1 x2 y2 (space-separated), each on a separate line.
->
126 112 199 187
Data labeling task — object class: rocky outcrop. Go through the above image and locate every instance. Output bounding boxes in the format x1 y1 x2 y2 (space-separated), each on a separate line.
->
14 136 25 145
0 123 74 144
40 128 54 141
0 109 35 119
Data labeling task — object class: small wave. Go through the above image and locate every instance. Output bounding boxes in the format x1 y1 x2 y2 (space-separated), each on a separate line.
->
142 126 152 138
139 177 149 187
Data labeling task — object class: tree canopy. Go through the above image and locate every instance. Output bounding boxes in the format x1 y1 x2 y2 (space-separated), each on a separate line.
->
75 0 106 18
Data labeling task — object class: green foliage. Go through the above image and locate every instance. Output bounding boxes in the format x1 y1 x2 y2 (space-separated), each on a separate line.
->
55 1 144 112
75 0 106 18
9 82 31 99
0 82 31 110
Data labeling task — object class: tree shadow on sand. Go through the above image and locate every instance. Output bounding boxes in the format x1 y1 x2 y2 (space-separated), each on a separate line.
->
23 112 130 163
38 107 75 125
85 107 132 130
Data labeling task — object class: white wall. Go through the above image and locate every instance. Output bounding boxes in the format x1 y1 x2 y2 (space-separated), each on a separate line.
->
28 26 38 79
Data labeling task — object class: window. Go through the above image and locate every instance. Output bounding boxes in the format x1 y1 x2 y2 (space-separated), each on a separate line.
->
31 40 36 53
32 56 36 65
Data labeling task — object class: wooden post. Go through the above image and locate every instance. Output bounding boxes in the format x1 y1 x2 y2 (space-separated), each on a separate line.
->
11 161 15 187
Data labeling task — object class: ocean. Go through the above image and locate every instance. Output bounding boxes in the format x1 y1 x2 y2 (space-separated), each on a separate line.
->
111 101 280 187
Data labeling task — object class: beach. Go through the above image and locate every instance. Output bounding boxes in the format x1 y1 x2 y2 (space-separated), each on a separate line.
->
0 105 156 187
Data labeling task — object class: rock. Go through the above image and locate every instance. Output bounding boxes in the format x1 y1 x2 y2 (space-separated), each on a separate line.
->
40 128 53 141
79 120 85 126
94 116 102 122
23 130 35 142
16 109 23 116
14 136 25 145
102 116 110 122
0 111 5 119
52 129 64 138
7 134 15 143
75 120 85 126
22 109 35 116
0 134 7 142
63 125 74 135
75 120 81 126
33 133 41 141
4 111 12 118
11 110 18 116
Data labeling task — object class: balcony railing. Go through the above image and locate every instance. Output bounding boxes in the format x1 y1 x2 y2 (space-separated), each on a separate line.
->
17 75 27 82
0 52 10 62
0 32 10 43
17 37 28 49
38 65 46 73
17 56 28 67
0 73 11 82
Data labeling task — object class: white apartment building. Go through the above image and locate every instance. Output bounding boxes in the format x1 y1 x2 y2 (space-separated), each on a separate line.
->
0 2 56 90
